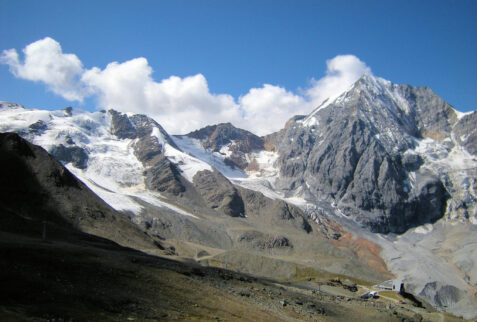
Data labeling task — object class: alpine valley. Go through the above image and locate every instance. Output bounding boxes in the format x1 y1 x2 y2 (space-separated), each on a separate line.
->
1 73 476 320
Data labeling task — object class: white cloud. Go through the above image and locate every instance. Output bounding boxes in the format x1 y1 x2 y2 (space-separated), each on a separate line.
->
1 38 371 135
236 55 371 135
307 55 371 107
81 58 241 134
238 84 309 135
0 37 86 101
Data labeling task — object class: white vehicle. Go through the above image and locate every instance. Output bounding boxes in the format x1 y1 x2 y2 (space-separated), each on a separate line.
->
360 291 379 299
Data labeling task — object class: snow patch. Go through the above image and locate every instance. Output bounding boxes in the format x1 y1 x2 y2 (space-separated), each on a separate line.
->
414 224 434 234
171 136 246 179
412 135 477 223
247 150 279 177
128 190 200 219
163 142 213 182
302 115 320 127
0 108 52 133
151 126 167 146
454 108 473 120
68 166 144 214
219 142 233 158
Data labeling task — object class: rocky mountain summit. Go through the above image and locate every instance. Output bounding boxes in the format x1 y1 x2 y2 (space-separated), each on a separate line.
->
185 122 264 170
265 74 476 234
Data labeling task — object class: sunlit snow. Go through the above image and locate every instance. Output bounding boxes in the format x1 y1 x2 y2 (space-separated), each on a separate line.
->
0 104 201 218
171 136 246 179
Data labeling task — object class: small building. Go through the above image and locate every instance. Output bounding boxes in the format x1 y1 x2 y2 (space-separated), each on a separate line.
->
375 279 403 293
392 279 403 293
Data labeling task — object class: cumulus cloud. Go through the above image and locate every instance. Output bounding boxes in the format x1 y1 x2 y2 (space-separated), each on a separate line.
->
0 37 86 101
1 38 371 135
81 58 241 133
238 84 309 135
236 55 370 135
307 55 371 107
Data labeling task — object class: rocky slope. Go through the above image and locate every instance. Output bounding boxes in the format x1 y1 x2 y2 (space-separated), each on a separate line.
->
161 75 477 318
258 75 476 318
265 74 475 234
0 132 170 255
0 102 388 286
2 133 437 321
186 122 264 170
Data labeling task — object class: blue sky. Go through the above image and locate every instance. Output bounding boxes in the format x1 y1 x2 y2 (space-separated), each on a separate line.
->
1 0 476 134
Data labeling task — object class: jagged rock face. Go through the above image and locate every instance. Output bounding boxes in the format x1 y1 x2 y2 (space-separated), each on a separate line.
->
453 111 477 155
49 144 89 169
133 135 163 164
266 75 458 233
189 167 313 233
110 110 138 139
236 186 313 233
28 120 48 135
109 110 175 148
193 169 244 217
186 123 264 169
109 110 186 195
187 123 264 152
398 85 458 140
237 231 293 250
144 155 185 195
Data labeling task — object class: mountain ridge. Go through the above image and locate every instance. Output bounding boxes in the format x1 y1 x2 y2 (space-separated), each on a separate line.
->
264 74 475 232
1 73 476 318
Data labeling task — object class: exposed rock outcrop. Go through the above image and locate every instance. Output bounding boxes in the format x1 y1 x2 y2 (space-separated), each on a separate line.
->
28 120 48 135
193 169 244 217
237 231 293 250
453 111 477 155
237 186 313 233
186 123 264 169
144 155 185 195
49 144 89 169
109 110 185 195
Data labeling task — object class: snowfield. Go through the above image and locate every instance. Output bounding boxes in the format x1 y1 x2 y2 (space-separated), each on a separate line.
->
172 135 246 179
0 103 200 219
